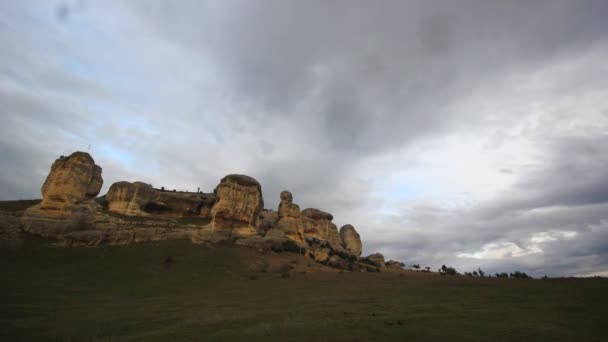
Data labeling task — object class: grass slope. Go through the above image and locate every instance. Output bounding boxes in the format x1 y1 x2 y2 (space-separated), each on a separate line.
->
1 239 607 341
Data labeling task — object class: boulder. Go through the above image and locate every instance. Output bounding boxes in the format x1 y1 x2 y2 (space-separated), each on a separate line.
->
277 191 305 244
22 151 103 238
339 224 362 257
364 252 386 267
301 208 344 252
106 181 155 215
39 151 103 212
210 174 263 238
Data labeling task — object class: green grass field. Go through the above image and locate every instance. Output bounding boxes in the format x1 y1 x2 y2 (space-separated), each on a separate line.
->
1 238 607 341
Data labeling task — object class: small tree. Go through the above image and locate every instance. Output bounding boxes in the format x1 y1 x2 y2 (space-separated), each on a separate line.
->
477 268 485 277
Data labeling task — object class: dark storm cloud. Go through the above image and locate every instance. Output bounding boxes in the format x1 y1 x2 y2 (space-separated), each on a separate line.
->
133 0 608 156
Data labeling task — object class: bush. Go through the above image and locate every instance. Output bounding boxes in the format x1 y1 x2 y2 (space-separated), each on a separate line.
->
440 265 458 276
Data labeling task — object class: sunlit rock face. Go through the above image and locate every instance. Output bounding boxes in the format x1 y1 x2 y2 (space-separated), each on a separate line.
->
105 181 216 218
301 208 344 252
39 151 103 212
22 151 103 237
106 181 155 216
277 191 305 244
339 224 362 257
210 174 264 237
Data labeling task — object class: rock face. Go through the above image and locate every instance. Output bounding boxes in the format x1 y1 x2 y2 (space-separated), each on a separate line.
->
22 152 103 238
365 253 386 267
39 152 103 212
257 209 278 233
339 224 362 257
105 181 216 218
15 150 373 271
210 174 263 237
276 191 305 244
301 208 343 251
106 181 155 216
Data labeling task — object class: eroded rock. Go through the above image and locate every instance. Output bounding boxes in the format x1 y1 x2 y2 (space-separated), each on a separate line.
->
105 181 216 218
301 208 344 252
277 191 305 244
39 151 102 212
210 174 263 238
339 224 362 257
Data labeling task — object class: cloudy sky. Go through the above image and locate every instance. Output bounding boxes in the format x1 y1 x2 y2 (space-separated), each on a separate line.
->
2 0 608 277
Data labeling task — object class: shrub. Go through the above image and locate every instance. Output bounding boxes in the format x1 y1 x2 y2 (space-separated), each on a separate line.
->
440 265 458 276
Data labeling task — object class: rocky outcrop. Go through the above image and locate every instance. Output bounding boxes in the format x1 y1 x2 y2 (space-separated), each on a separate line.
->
13 150 374 271
210 174 263 238
364 253 386 267
106 181 155 215
39 152 103 213
105 181 216 218
339 224 362 257
301 208 344 252
276 191 305 244
22 152 103 237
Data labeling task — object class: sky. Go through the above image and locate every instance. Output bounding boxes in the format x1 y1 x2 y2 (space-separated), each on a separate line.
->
1 0 607 277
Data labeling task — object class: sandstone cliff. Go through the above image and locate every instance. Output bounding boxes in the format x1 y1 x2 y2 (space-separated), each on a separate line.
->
211 174 263 238
105 181 216 218
10 151 387 271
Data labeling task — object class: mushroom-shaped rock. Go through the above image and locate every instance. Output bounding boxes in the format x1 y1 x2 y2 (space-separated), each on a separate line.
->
364 252 386 267
210 174 264 237
277 191 305 244
339 224 362 257
106 181 155 216
40 151 103 211
301 208 343 251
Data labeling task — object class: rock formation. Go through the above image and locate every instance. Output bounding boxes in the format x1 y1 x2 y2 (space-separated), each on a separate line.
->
365 253 386 267
339 224 362 257
276 191 305 244
256 209 278 233
105 181 215 217
13 151 378 271
210 174 263 238
106 181 155 216
22 152 103 238
301 208 344 252
39 152 103 212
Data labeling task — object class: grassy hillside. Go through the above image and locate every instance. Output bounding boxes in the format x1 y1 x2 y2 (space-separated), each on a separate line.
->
1 239 607 341
0 199 41 213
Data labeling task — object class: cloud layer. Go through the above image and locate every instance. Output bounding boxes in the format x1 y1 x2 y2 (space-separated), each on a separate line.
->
1 0 607 276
